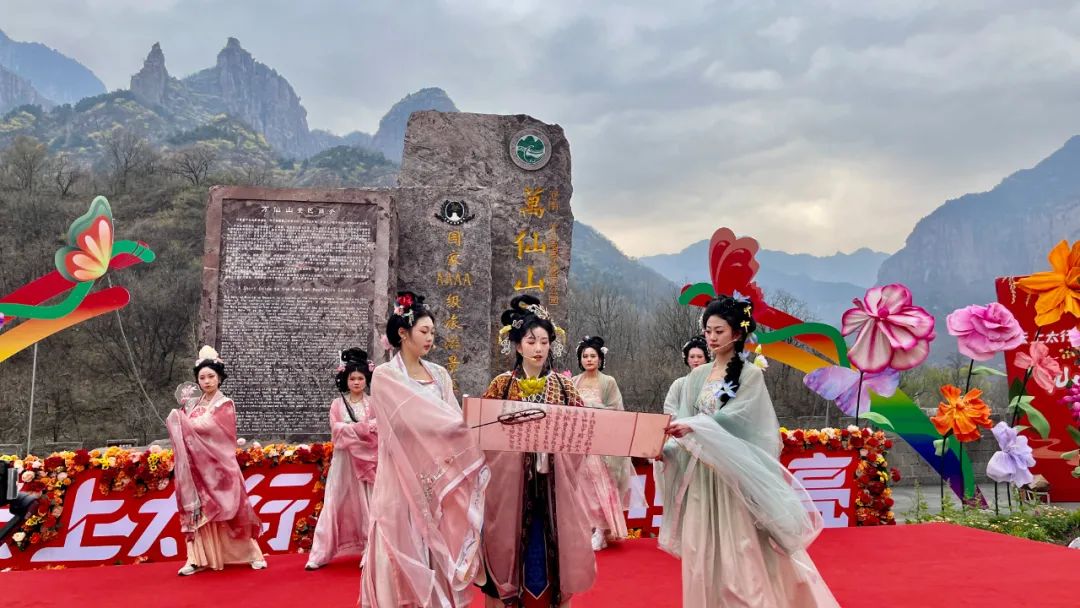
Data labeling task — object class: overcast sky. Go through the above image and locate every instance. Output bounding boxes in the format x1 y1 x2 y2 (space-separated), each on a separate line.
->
6 0 1080 257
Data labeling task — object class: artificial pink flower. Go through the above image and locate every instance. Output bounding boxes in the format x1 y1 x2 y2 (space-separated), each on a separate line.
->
1013 341 1062 394
1068 327 1080 349
841 284 936 373
946 302 1026 361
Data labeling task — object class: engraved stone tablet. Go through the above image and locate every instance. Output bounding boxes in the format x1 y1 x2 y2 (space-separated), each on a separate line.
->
200 187 396 438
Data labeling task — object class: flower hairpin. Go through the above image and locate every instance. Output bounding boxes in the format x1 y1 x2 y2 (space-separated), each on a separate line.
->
196 345 223 366
753 349 769 370
600 346 609 355
368 361 376 372
336 363 346 373
732 290 751 303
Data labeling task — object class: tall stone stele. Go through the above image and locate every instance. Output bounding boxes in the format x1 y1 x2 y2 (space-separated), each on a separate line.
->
397 112 574 394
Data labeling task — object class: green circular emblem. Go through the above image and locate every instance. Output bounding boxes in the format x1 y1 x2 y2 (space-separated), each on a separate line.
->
510 129 552 171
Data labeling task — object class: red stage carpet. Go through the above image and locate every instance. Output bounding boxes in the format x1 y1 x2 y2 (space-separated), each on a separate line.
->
3 523 1078 607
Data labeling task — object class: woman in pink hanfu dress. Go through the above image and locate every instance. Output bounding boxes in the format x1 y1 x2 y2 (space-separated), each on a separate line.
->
168 346 265 576
305 347 379 570
360 292 490 608
571 336 632 551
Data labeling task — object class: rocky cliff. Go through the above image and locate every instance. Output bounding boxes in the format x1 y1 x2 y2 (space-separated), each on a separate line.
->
0 64 52 114
181 38 314 158
879 135 1080 352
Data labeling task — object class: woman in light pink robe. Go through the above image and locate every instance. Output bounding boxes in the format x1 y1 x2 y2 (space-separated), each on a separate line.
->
306 348 378 570
360 292 489 607
167 347 264 576
572 336 632 551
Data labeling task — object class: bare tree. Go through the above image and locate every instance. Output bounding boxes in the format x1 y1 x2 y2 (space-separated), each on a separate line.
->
2 135 49 193
238 161 278 187
168 144 217 186
52 153 85 197
103 128 154 193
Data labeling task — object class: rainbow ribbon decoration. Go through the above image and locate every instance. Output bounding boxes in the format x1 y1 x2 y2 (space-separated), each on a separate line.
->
678 227 978 501
0 196 155 362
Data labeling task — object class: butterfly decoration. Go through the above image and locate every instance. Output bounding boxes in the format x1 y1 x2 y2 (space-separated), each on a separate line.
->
804 365 900 417
54 196 115 283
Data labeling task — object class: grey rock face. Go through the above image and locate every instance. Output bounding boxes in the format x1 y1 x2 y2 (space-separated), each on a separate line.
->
130 43 169 107
399 111 574 382
0 64 52 114
373 88 458 163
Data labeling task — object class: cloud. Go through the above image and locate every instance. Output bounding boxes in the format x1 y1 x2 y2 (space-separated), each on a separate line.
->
4 1 1080 257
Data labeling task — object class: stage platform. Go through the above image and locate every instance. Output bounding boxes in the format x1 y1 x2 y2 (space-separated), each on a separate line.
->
3 523 1078 607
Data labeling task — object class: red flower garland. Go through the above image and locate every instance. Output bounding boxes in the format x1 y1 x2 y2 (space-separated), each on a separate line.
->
780 427 899 526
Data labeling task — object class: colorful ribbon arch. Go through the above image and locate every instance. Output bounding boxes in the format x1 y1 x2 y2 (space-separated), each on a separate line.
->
678 227 978 501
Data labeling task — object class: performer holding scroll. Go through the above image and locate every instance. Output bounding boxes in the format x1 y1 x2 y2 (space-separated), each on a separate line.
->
478 295 595 608
660 297 838 607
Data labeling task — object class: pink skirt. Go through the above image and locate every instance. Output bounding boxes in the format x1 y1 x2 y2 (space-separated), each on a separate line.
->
578 455 628 538
185 521 263 570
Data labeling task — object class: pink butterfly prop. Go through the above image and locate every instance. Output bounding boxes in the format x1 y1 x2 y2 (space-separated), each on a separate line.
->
803 366 900 417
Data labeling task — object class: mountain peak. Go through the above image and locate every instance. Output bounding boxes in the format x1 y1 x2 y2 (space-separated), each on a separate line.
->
372 88 458 162
130 42 170 106
877 134 1080 357
147 42 165 64
217 37 253 67
0 29 105 105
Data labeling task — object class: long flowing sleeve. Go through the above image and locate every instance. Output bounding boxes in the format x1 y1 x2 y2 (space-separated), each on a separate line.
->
329 398 378 483
663 376 685 415
660 365 821 556
166 396 261 540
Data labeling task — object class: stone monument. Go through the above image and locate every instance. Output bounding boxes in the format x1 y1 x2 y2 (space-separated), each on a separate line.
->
199 187 396 437
398 112 574 394
199 112 573 435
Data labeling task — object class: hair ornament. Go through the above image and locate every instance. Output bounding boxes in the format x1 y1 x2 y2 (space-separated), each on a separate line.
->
196 345 223 366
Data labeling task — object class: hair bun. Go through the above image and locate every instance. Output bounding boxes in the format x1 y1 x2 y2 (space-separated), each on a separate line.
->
340 347 369 366
579 335 605 349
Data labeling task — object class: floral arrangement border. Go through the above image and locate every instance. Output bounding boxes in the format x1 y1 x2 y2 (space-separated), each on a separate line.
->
780 427 900 526
0 442 333 552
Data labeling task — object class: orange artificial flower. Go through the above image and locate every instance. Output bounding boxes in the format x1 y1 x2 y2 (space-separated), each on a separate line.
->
931 385 992 442
1016 240 1080 326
